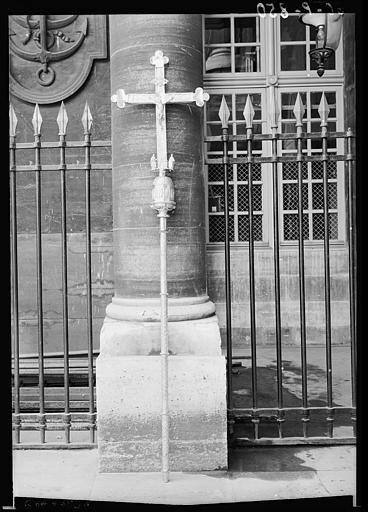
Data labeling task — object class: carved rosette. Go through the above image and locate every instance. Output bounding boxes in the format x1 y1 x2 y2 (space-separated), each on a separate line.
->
151 172 176 218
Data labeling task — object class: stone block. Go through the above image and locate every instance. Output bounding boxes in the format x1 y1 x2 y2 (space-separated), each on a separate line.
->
96 355 228 472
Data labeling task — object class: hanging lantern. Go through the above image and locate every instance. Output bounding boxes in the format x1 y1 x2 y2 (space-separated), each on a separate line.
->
299 13 343 77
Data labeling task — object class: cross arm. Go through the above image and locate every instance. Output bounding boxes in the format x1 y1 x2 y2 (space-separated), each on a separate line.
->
164 88 210 107
111 89 158 108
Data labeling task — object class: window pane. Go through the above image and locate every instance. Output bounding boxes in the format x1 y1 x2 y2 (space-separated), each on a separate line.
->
207 94 232 122
283 182 309 210
235 46 259 72
312 212 338 239
237 122 263 151
237 162 262 182
282 161 308 181
235 94 262 121
281 92 307 119
238 214 263 241
205 47 231 73
311 92 336 118
205 17 230 44
208 184 234 211
280 16 306 41
235 17 258 43
209 215 234 242
283 213 309 240
281 45 306 70
208 164 234 182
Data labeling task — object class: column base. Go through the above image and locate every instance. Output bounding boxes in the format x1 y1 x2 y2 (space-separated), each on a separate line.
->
96 355 228 472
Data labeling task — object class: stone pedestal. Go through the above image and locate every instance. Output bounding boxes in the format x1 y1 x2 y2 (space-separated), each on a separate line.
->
96 14 227 472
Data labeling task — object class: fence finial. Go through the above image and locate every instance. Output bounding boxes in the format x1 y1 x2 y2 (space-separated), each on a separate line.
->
318 93 330 127
293 93 305 127
218 96 230 128
9 103 18 137
32 104 43 136
243 95 255 129
82 101 93 133
57 101 68 136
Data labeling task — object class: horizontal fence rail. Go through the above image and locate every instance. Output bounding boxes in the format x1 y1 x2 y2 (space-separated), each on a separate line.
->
208 92 356 446
10 102 111 448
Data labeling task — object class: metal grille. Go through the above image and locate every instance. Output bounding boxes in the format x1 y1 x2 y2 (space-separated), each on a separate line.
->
10 102 111 448
209 215 235 242
311 160 337 179
312 212 339 240
283 213 309 240
238 214 263 241
204 92 356 446
282 182 309 210
237 162 262 181
281 159 338 241
282 161 308 181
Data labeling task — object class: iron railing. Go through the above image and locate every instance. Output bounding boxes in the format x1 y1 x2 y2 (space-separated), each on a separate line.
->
205 92 356 445
10 102 111 448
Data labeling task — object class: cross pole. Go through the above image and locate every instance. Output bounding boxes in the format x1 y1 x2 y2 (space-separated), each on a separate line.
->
112 50 209 482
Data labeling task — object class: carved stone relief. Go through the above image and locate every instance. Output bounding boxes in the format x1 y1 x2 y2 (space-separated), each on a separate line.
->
9 15 107 104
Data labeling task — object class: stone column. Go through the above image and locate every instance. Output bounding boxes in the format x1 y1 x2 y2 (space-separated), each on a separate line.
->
96 14 227 472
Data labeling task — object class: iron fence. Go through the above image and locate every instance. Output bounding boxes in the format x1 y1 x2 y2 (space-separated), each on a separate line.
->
205 92 356 445
10 102 111 448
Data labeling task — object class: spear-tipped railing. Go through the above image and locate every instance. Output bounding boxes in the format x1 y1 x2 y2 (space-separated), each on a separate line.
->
243 95 260 439
204 89 356 445
9 101 110 447
293 93 309 437
218 95 234 437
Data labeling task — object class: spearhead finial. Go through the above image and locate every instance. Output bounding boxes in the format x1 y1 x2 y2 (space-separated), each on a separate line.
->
218 96 230 128
318 93 330 127
9 103 18 137
243 95 255 129
82 101 93 133
293 93 305 127
57 101 68 136
32 104 42 136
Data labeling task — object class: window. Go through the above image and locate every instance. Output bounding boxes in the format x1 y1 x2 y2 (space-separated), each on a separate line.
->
279 14 335 73
279 89 344 242
203 14 345 245
205 92 266 243
204 14 263 75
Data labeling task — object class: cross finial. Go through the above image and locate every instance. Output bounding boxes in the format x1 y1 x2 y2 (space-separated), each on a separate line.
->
218 96 230 128
111 89 128 109
32 104 43 136
150 50 169 67
57 101 68 136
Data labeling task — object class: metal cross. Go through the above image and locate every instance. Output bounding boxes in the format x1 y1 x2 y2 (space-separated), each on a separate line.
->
111 50 209 485
111 49 209 170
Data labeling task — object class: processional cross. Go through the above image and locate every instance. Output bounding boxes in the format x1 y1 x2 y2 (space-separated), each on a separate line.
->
111 50 209 483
